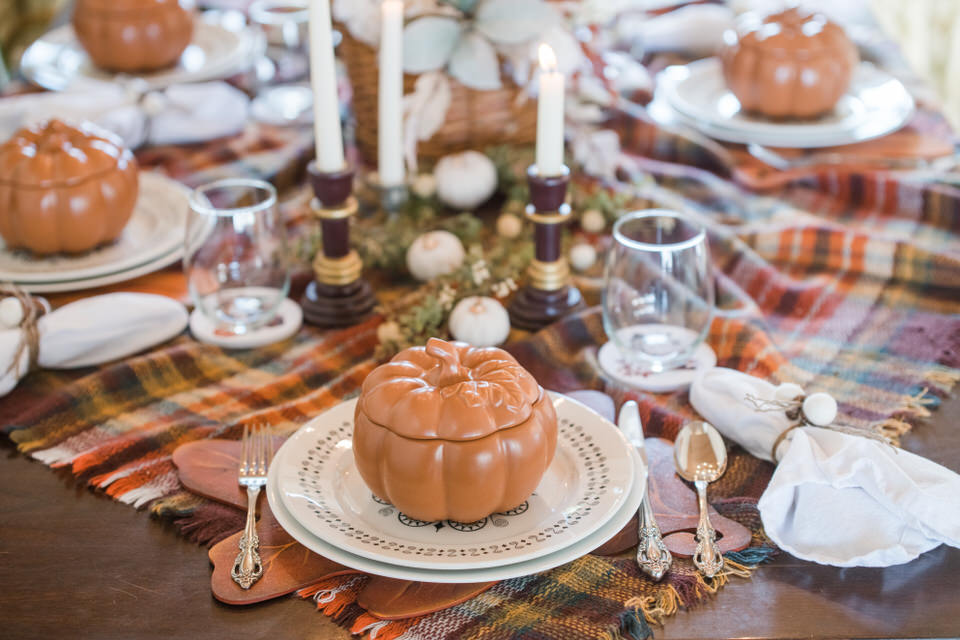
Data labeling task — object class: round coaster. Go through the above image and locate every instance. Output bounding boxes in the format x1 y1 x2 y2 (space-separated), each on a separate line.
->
598 325 717 392
190 298 302 349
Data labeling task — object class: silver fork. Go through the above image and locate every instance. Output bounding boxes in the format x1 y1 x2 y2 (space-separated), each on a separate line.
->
231 424 272 589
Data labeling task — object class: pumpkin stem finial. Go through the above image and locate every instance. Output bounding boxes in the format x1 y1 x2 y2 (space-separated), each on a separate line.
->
425 338 468 387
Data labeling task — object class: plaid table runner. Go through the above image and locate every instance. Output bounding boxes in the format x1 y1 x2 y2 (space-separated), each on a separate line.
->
3 30 960 640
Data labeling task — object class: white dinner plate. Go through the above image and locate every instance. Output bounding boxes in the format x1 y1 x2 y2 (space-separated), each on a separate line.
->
273 393 638 572
657 58 915 148
17 245 181 293
21 17 264 92
0 172 189 284
267 442 644 583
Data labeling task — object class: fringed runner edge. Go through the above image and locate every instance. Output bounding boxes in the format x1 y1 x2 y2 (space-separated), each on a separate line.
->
294 546 778 640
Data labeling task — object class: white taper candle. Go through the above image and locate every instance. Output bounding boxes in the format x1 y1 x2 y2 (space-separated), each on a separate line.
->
535 44 565 177
308 0 345 172
378 0 405 186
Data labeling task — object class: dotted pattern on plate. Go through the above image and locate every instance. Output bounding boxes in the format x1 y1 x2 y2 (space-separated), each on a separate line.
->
294 417 610 558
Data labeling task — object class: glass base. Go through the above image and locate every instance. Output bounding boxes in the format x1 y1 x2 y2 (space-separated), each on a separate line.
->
198 286 288 335
598 325 716 392
251 84 313 126
190 297 302 349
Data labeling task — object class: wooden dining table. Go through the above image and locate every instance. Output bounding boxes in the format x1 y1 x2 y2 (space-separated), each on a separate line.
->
2 2 959 636
1 347 958 640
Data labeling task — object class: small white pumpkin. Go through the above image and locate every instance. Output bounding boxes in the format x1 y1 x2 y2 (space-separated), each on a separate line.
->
406 230 465 282
581 209 606 233
496 213 523 239
774 382 805 403
377 321 403 345
0 297 24 329
411 173 437 199
434 150 498 210
569 243 597 272
448 296 510 347
802 392 838 427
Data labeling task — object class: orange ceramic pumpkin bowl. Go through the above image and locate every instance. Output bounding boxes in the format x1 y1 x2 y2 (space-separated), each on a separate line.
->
0 119 139 256
353 338 558 523
721 8 859 119
73 0 194 73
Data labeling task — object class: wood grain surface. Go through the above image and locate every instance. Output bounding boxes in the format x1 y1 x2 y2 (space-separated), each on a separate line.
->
1 400 958 640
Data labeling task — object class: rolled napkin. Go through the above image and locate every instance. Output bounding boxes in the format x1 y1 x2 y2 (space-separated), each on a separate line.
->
690 367 960 567
0 81 249 149
0 293 188 396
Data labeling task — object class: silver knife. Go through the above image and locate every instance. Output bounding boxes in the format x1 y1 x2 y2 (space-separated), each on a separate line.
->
619 400 672 581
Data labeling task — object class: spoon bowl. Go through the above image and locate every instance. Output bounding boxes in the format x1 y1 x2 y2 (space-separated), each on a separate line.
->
674 420 727 578
674 420 727 483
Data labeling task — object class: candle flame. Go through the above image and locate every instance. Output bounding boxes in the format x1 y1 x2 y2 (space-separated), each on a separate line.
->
538 44 557 72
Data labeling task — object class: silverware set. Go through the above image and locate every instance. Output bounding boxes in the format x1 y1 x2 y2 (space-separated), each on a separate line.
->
233 410 728 589
231 424 273 590
617 404 728 580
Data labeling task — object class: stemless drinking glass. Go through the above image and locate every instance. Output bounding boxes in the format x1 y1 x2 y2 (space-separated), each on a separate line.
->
185 178 290 334
249 0 310 82
602 209 714 373
248 0 317 126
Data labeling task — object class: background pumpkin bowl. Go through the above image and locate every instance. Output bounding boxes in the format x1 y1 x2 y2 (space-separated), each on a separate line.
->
0 119 138 256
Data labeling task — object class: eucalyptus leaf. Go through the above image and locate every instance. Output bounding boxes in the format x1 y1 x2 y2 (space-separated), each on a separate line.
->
475 0 554 44
448 32 502 90
403 16 462 73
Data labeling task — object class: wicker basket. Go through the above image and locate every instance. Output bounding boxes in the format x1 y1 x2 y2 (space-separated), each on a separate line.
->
338 27 537 165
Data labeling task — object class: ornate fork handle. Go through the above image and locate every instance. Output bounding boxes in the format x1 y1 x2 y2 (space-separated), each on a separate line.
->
693 480 723 578
636 494 671 581
231 485 264 589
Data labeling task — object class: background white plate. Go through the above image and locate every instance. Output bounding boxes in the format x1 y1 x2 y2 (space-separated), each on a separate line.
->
657 58 915 148
21 18 264 92
274 393 636 571
267 445 645 583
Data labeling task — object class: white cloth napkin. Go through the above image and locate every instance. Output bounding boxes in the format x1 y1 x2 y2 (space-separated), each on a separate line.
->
0 293 188 397
0 81 249 149
690 367 960 567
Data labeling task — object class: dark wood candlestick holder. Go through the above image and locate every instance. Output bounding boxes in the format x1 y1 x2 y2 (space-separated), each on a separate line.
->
508 164 584 331
300 162 376 328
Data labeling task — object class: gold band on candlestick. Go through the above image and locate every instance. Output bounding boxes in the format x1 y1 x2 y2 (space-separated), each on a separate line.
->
310 196 359 220
313 250 363 286
527 258 570 292
524 205 571 225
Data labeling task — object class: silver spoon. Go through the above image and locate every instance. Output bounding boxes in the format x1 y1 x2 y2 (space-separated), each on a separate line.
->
674 420 727 578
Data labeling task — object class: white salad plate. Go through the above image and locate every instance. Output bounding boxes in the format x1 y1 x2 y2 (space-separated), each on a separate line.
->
656 58 915 149
267 393 645 581
21 17 264 92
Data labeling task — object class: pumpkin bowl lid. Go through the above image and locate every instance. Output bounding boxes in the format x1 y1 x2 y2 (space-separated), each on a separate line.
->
0 119 134 189
733 8 853 57
357 338 545 442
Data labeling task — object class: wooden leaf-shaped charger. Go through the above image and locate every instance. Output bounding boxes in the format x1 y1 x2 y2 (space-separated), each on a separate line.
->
173 440 496 613
591 438 751 557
